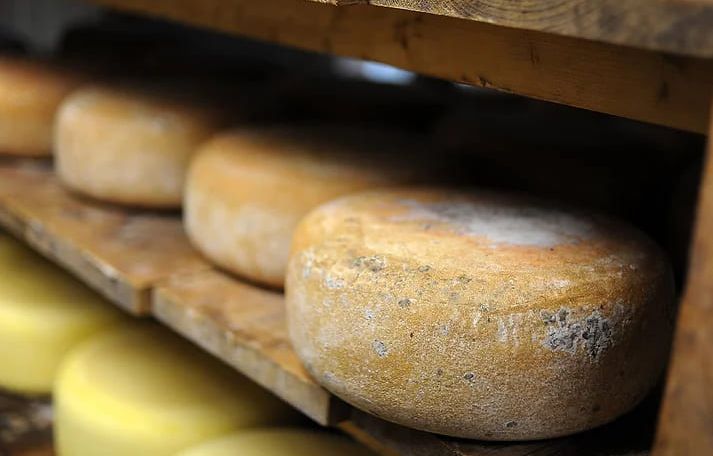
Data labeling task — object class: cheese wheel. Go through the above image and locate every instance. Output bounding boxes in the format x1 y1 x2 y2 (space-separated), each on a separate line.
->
0 56 83 156
185 127 433 287
286 189 675 440
176 428 373 456
0 232 124 394
55 85 225 208
54 323 296 456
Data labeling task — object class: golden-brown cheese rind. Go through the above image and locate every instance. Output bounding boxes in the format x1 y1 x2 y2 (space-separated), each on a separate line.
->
55 85 223 208
0 57 83 156
185 127 428 287
286 189 675 440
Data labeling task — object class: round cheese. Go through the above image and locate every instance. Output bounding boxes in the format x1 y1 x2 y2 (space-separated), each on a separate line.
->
0 232 124 394
0 56 83 156
185 127 432 288
286 189 675 440
55 85 225 208
176 428 373 456
54 323 297 456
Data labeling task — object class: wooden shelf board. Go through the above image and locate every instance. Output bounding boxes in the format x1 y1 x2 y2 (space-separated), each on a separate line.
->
0 161 655 455
0 161 210 315
85 0 713 134
152 269 345 426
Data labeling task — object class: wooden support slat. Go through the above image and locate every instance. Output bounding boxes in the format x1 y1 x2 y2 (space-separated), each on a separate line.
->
152 269 345 426
357 0 713 59
653 98 713 455
86 0 713 133
0 162 209 314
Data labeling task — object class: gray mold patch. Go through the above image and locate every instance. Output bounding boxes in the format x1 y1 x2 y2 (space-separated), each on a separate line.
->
541 308 613 360
373 340 388 357
351 255 387 272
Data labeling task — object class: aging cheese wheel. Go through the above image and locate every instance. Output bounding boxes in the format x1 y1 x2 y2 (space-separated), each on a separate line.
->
55 323 296 456
55 85 225 208
185 127 433 288
0 56 83 156
176 428 373 456
286 189 675 440
0 232 124 394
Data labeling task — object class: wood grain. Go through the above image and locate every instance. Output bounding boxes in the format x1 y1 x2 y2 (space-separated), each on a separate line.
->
0 392 53 456
0 162 210 314
363 0 713 59
653 99 713 455
152 269 347 426
86 0 713 133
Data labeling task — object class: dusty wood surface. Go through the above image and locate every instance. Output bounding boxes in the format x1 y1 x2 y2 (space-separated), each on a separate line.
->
653 101 713 455
359 0 713 59
87 0 713 133
152 269 346 426
0 392 53 456
0 162 210 314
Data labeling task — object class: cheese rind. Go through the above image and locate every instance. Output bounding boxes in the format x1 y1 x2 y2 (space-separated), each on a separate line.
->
0 57 82 156
55 86 223 208
185 127 428 287
286 189 675 440
0 232 124 394
55 323 296 456
176 428 373 456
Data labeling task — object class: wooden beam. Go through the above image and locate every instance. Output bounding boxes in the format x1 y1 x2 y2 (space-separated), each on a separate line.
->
359 0 713 59
653 98 713 455
86 0 713 133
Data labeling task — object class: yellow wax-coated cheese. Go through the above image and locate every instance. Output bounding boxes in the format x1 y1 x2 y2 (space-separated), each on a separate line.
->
55 85 225 208
0 56 84 156
185 126 433 288
176 428 374 456
0 232 124 394
55 323 297 456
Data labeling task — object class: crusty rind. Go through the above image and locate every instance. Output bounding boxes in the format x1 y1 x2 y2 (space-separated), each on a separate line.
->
286 189 675 440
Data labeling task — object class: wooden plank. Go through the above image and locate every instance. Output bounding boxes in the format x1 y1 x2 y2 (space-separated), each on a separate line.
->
358 0 713 59
0 162 210 314
152 269 347 426
0 392 53 456
653 100 713 455
86 0 713 133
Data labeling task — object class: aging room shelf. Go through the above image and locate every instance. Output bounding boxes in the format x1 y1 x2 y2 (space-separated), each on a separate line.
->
0 160 659 455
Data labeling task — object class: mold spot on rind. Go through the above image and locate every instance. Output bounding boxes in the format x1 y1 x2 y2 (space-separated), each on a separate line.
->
373 340 388 357
352 255 387 272
398 298 412 308
505 421 517 428
324 275 345 289
463 372 476 385
542 308 614 359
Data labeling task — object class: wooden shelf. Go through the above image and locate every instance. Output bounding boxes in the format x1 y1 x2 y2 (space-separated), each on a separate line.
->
0 160 658 455
84 0 713 134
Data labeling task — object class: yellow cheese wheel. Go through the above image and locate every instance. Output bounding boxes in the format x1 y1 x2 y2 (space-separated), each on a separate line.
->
176 428 374 456
0 232 124 394
0 56 83 156
286 189 675 440
185 126 432 288
55 323 297 456
55 85 225 208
